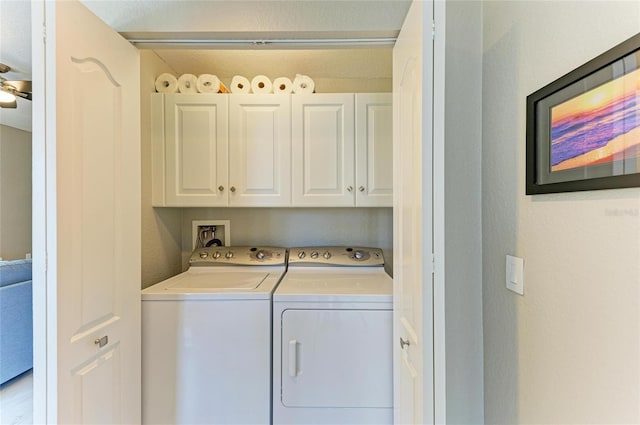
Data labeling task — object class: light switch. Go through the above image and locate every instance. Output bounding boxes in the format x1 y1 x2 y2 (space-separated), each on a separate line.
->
506 255 524 295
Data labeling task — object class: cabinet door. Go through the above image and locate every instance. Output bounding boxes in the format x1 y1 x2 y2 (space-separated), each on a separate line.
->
164 94 228 206
281 309 393 408
356 94 393 207
229 95 291 206
292 94 355 206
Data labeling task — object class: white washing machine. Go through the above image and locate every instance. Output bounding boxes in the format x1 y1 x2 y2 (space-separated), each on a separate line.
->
272 246 393 425
142 246 287 425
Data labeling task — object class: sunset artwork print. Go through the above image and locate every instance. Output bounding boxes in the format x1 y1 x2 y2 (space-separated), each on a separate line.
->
550 67 640 172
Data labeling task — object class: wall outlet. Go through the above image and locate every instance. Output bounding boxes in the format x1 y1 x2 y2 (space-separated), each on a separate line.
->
192 220 231 249
506 255 524 295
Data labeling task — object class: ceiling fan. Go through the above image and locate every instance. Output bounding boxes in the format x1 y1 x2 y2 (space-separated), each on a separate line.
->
0 63 32 109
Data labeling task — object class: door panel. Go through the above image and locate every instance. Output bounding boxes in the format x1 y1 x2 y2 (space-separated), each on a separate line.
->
292 94 355 206
36 1 141 422
229 95 291 206
165 94 228 206
71 345 121 424
393 0 434 423
356 94 393 207
281 309 393 408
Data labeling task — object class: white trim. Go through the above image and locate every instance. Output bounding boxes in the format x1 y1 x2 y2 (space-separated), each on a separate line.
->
31 1 46 423
432 1 447 424
127 37 396 49
32 0 59 423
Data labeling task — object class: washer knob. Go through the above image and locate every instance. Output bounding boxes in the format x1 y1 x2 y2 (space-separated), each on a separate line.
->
323 251 332 259
298 251 306 259
225 251 234 259
310 251 319 259
354 250 365 260
212 251 221 259
199 252 208 259
256 250 266 260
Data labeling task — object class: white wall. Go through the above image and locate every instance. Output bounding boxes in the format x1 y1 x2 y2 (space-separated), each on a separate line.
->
483 1 640 423
152 48 392 94
179 207 393 275
141 48 394 287
140 50 182 288
0 124 31 260
441 1 484 422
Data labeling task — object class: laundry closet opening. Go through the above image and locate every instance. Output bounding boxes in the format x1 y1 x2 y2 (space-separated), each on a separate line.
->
140 47 394 289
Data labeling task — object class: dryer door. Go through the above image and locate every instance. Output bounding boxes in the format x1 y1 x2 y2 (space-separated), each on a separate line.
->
280 309 392 408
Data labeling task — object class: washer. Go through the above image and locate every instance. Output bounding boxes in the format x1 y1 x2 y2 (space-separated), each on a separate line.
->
142 246 287 425
272 246 393 425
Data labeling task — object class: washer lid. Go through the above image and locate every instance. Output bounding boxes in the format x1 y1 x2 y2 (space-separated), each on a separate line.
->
142 266 285 300
165 271 268 290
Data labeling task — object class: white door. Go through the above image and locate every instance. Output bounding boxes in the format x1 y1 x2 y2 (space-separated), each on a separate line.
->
292 94 355 206
355 93 393 207
392 0 434 423
32 1 141 423
165 94 229 206
280 309 393 408
229 94 291 206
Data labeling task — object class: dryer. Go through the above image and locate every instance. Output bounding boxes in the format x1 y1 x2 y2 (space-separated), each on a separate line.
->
142 246 287 425
272 246 393 425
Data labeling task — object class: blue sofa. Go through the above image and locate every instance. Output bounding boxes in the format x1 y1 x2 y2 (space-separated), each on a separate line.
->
0 259 33 384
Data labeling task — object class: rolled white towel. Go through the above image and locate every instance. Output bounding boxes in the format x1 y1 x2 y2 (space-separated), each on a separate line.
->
196 74 222 93
230 75 251 94
273 77 293 94
177 74 198 94
251 75 273 94
155 73 178 93
293 74 315 94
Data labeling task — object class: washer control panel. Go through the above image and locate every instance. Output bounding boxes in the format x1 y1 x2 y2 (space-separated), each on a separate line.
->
289 246 385 267
189 246 287 266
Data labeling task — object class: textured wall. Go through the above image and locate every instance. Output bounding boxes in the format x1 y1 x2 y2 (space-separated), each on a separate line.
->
140 48 393 287
443 1 484 422
179 207 393 275
0 125 31 260
482 2 640 423
152 48 392 94
140 50 183 288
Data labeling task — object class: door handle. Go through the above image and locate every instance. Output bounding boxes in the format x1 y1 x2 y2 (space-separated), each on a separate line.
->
94 335 108 348
218 185 224 191
400 337 410 350
230 186 236 193
288 339 298 377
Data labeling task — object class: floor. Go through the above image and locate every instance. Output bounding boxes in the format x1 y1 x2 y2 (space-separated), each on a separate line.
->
0 370 33 425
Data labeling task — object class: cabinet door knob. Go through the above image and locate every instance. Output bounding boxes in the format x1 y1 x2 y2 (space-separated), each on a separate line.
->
218 185 224 192
94 335 108 348
230 186 236 193
400 337 410 349
359 186 365 192
347 186 353 192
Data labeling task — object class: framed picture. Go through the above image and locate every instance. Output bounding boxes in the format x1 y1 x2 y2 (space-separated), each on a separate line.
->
526 32 640 194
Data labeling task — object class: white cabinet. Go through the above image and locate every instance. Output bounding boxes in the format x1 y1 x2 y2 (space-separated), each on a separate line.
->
292 94 355 206
355 93 393 207
229 95 291 206
153 94 290 207
153 93 392 208
292 93 392 207
152 94 228 207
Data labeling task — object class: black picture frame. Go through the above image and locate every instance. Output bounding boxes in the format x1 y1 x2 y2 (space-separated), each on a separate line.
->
526 32 640 195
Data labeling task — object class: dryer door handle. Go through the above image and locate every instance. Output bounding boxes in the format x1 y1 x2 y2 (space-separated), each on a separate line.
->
288 339 299 377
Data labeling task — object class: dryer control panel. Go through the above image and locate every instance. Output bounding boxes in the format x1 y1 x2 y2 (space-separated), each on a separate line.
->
189 246 287 266
288 246 385 267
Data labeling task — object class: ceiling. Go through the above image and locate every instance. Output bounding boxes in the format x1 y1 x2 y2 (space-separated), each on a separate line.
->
0 1 410 131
